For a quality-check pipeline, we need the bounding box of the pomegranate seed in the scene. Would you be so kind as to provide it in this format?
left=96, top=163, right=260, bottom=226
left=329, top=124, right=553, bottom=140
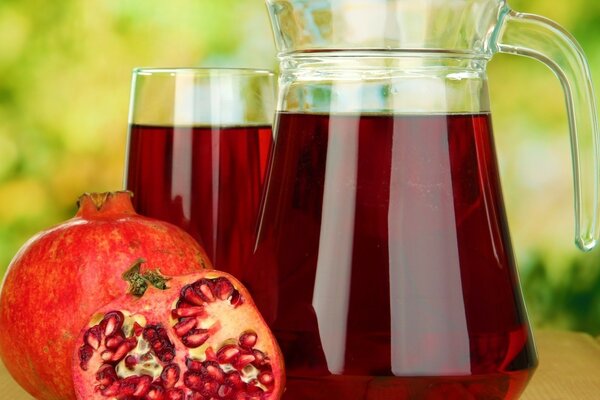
left=217, top=345, right=241, bottom=364
left=183, top=371, right=204, bottom=392
left=95, top=364, right=117, bottom=387
left=175, top=298, right=189, bottom=308
left=143, top=326, right=158, bottom=340
left=225, top=371, right=244, bottom=389
left=146, top=384, right=165, bottom=400
left=258, top=371, right=275, bottom=386
left=252, top=349, right=268, bottom=367
left=109, top=337, right=137, bottom=362
left=199, top=380, right=220, bottom=397
left=187, top=393, right=204, bottom=400
left=133, top=375, right=153, bottom=397
left=173, top=318, right=197, bottom=337
left=124, top=355, right=137, bottom=369
left=78, top=345, right=94, bottom=370
left=119, top=375, right=140, bottom=396
left=202, top=361, right=225, bottom=382
left=237, top=392, right=262, bottom=400
left=181, top=285, right=206, bottom=306
left=165, top=388, right=185, bottom=400
left=101, top=381, right=121, bottom=396
left=152, top=340, right=165, bottom=352
left=143, top=324, right=169, bottom=341
left=105, top=333, right=125, bottom=349
left=182, top=328, right=210, bottom=348
left=159, top=347, right=176, bottom=363
left=235, top=353, right=256, bottom=369
left=84, top=326, right=102, bottom=350
left=192, top=279, right=216, bottom=302
left=160, top=364, right=180, bottom=389
left=133, top=321, right=144, bottom=337
left=171, top=305, right=204, bottom=319
left=239, top=331, right=258, bottom=349
left=100, top=350, right=114, bottom=361
left=229, top=290, right=243, bottom=307
left=217, top=384, right=234, bottom=398
left=101, top=311, right=124, bottom=336
left=247, top=379, right=263, bottom=394
left=186, top=358, right=203, bottom=372
left=212, top=277, right=235, bottom=300
left=204, top=347, right=217, bottom=361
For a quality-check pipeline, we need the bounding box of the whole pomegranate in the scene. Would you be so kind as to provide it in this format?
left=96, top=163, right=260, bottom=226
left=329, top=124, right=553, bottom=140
left=0, top=191, right=212, bottom=400
left=72, top=269, right=285, bottom=400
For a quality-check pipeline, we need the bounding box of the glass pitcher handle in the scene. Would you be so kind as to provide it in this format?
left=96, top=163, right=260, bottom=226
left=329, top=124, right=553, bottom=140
left=495, top=8, right=600, bottom=251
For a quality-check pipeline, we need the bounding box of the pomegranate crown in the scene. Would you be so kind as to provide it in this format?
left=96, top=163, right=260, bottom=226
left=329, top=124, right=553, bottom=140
left=75, top=191, right=137, bottom=219
left=122, top=259, right=170, bottom=297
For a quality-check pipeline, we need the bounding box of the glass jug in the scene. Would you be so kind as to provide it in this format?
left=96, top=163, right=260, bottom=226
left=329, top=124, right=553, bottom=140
left=249, top=1, right=600, bottom=399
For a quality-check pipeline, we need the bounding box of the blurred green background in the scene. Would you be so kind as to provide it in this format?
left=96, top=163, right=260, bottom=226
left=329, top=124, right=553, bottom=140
left=0, top=0, right=599, bottom=334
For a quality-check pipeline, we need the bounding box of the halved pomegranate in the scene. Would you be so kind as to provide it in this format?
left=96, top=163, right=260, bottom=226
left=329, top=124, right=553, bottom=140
left=73, top=269, right=285, bottom=399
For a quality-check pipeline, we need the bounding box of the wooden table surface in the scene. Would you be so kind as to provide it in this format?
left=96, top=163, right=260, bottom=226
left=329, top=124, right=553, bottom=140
left=2, top=330, right=599, bottom=399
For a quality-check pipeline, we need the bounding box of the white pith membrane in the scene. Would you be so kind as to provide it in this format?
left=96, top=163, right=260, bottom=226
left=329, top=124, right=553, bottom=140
left=77, top=275, right=278, bottom=399
left=115, top=320, right=162, bottom=380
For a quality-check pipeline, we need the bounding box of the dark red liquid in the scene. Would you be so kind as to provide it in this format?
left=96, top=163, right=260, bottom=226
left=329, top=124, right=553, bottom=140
left=250, top=112, right=537, bottom=399
left=125, top=124, right=272, bottom=275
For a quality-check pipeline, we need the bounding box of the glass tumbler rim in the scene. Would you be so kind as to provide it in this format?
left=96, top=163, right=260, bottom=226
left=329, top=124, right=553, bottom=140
left=132, top=67, right=275, bottom=77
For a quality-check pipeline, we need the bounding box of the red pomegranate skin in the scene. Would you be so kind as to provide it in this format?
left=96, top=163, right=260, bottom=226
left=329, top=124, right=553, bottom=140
left=0, top=192, right=212, bottom=400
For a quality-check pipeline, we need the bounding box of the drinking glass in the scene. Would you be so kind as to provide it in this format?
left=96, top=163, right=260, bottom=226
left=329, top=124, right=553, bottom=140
left=124, top=68, right=275, bottom=275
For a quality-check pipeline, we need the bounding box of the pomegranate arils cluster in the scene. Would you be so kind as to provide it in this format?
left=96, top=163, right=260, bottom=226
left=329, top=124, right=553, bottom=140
left=143, top=325, right=176, bottom=362
left=75, top=274, right=282, bottom=399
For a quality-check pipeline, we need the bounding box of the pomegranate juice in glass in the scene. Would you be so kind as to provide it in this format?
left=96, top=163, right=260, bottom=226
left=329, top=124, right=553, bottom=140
left=124, top=68, right=275, bottom=276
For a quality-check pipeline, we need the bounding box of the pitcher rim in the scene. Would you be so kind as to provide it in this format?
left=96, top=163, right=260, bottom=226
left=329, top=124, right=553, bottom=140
left=278, top=49, right=493, bottom=60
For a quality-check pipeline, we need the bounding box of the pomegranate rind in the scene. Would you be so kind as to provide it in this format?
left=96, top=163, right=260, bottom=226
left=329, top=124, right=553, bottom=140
left=0, top=192, right=212, bottom=400
left=72, top=270, right=285, bottom=400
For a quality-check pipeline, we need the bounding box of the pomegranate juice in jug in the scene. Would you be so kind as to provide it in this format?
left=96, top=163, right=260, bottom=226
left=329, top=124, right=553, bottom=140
left=251, top=112, right=537, bottom=399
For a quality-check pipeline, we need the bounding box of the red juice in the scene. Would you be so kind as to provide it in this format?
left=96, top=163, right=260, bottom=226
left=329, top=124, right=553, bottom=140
left=125, top=124, right=272, bottom=276
left=250, top=112, right=537, bottom=399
